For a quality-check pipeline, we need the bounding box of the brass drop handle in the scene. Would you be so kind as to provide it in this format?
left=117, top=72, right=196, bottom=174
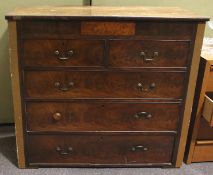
left=54, top=81, right=74, bottom=92
left=56, top=146, right=73, bottom=155
left=54, top=50, right=74, bottom=61
left=140, top=51, right=158, bottom=62
left=131, top=145, right=148, bottom=152
left=134, top=112, right=152, bottom=119
left=137, top=82, right=156, bottom=92
left=52, top=112, right=62, bottom=121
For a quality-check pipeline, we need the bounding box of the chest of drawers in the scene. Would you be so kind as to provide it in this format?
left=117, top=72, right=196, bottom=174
left=185, top=44, right=213, bottom=163
left=6, top=6, right=208, bottom=168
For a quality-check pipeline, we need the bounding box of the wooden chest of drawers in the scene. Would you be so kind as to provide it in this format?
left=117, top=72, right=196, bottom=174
left=185, top=44, right=213, bottom=163
left=6, top=6, right=208, bottom=168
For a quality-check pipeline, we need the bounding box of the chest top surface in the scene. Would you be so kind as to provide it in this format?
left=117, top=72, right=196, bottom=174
left=5, top=6, right=209, bottom=21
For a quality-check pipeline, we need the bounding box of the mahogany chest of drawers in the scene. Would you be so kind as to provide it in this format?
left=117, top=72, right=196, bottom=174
left=6, top=6, right=208, bottom=168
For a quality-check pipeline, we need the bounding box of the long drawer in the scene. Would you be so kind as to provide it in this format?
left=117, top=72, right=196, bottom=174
left=26, top=102, right=181, bottom=132
left=27, top=134, right=174, bottom=166
left=24, top=71, right=186, bottom=99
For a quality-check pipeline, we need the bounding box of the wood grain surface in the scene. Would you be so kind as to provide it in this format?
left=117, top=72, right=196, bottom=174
left=8, top=22, right=26, bottom=168
left=5, top=6, right=209, bottom=21
left=24, top=71, right=186, bottom=99
left=28, top=134, right=174, bottom=165
left=26, top=102, right=181, bottom=132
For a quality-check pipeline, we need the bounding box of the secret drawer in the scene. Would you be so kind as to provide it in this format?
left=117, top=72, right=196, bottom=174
left=27, top=134, right=174, bottom=166
left=22, top=39, right=105, bottom=67
left=26, top=102, right=181, bottom=132
left=20, top=21, right=195, bottom=40
left=109, top=40, right=190, bottom=68
left=24, top=71, right=186, bottom=99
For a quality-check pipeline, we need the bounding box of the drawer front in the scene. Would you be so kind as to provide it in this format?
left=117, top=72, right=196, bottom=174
left=26, top=102, right=181, bottom=132
left=81, top=22, right=135, bottom=36
left=23, top=40, right=105, bottom=67
left=20, top=21, right=195, bottom=40
left=24, top=71, right=186, bottom=99
left=21, top=21, right=80, bottom=36
left=28, top=135, right=174, bottom=165
left=109, top=40, right=190, bottom=68
left=136, top=22, right=195, bottom=39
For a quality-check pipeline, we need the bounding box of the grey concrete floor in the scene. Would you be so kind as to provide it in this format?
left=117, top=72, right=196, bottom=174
left=0, top=126, right=212, bottom=175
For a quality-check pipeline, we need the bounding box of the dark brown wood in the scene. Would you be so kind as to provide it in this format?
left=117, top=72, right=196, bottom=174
left=136, top=22, right=196, bottom=39
left=26, top=102, right=181, bottom=132
left=109, top=40, right=190, bottom=68
left=6, top=6, right=207, bottom=168
left=27, top=134, right=174, bottom=165
left=21, top=21, right=80, bottom=36
left=22, top=39, right=105, bottom=67
left=81, top=22, right=135, bottom=36
left=20, top=21, right=196, bottom=40
left=24, top=71, right=186, bottom=99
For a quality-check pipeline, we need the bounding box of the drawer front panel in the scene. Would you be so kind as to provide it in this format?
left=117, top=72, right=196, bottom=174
left=109, top=40, right=190, bottom=67
left=81, top=22, right=135, bottom=36
left=20, top=21, right=195, bottom=40
left=23, top=40, right=105, bottom=67
left=136, top=22, right=195, bottom=39
left=21, top=21, right=80, bottom=36
left=28, top=135, right=174, bottom=165
left=24, top=71, right=186, bottom=99
left=26, top=102, right=181, bottom=132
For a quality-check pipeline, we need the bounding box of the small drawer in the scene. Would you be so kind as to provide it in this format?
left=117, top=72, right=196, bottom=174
left=21, top=21, right=80, bottom=37
left=136, top=22, right=196, bottom=39
left=24, top=71, right=186, bottom=99
left=81, top=21, right=135, bottom=36
left=27, top=134, right=174, bottom=166
left=22, top=39, right=105, bottom=67
left=26, top=102, right=181, bottom=132
left=202, top=93, right=213, bottom=127
left=109, top=40, right=190, bottom=68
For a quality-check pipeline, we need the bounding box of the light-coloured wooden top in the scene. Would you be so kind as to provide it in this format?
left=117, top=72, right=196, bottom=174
left=5, top=6, right=209, bottom=21
left=202, top=52, right=213, bottom=65
left=201, top=38, right=213, bottom=65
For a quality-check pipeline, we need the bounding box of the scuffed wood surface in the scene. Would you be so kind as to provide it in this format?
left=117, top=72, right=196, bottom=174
left=6, top=6, right=209, bottom=21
